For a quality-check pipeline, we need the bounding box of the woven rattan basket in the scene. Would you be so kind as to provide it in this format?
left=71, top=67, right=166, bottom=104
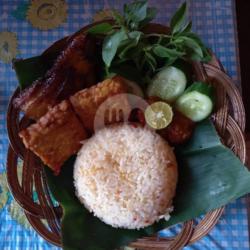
left=6, top=23, right=246, bottom=249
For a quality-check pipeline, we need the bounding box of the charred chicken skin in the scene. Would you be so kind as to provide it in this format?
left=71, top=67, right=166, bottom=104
left=14, top=34, right=98, bottom=120
left=158, top=110, right=195, bottom=145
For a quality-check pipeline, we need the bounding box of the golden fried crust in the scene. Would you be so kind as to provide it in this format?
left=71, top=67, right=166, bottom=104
left=19, top=100, right=87, bottom=174
left=70, top=76, right=130, bottom=132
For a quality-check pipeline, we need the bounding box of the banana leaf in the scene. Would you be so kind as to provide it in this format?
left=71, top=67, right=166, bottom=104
left=13, top=55, right=250, bottom=250
left=13, top=56, right=51, bottom=89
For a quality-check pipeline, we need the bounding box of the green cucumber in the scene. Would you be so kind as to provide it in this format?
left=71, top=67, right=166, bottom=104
left=147, top=66, right=187, bottom=102
left=175, top=82, right=214, bottom=122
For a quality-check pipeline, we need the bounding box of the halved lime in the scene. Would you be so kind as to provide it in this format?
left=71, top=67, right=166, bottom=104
left=145, top=102, right=173, bottom=129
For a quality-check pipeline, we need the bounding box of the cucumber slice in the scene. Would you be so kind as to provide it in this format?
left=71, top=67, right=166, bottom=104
left=147, top=66, right=187, bottom=102
left=175, top=91, right=213, bottom=122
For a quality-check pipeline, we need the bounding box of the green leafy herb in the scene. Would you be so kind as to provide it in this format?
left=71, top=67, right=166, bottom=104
left=139, top=7, right=157, bottom=27
left=124, top=0, right=148, bottom=29
left=144, top=51, right=157, bottom=71
left=88, top=23, right=113, bottom=35
left=153, top=45, right=185, bottom=58
left=117, top=31, right=142, bottom=59
left=181, top=21, right=192, bottom=33
left=180, top=36, right=204, bottom=60
left=112, top=11, right=125, bottom=27
left=14, top=0, right=211, bottom=90
left=102, top=30, right=127, bottom=67
left=87, top=1, right=211, bottom=85
left=185, top=32, right=212, bottom=61
left=123, top=1, right=157, bottom=30
left=170, top=2, right=187, bottom=34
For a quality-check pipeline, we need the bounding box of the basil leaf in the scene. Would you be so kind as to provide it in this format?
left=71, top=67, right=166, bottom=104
left=184, top=32, right=208, bottom=52
left=181, top=21, right=192, bottom=33
left=124, top=0, right=148, bottom=29
left=118, top=31, right=142, bottom=59
left=183, top=32, right=211, bottom=62
left=112, top=10, right=125, bottom=27
left=145, top=52, right=157, bottom=71
left=102, top=30, right=127, bottom=67
left=170, top=2, right=187, bottom=34
left=153, top=45, right=185, bottom=58
left=87, top=23, right=113, bottom=35
left=129, top=31, right=143, bottom=39
left=139, top=7, right=157, bottom=28
left=185, top=32, right=205, bottom=46
left=165, top=57, right=180, bottom=67
left=118, top=41, right=138, bottom=59
left=201, top=49, right=212, bottom=62
left=178, top=36, right=204, bottom=60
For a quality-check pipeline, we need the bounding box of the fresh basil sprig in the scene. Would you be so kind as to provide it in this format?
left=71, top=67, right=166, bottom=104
left=170, top=2, right=188, bottom=34
left=87, top=23, right=113, bottom=34
left=123, top=0, right=157, bottom=30
left=88, top=1, right=211, bottom=85
left=102, top=30, right=127, bottom=67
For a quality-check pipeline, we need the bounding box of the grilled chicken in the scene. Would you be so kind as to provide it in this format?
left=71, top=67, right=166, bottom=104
left=14, top=34, right=98, bottom=120
left=158, top=111, right=195, bottom=145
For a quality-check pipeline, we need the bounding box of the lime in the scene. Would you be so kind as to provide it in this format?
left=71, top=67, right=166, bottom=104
left=145, top=102, right=173, bottom=129
left=147, top=66, right=187, bottom=102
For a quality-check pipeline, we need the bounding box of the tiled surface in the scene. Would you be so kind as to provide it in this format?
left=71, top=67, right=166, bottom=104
left=0, top=0, right=248, bottom=249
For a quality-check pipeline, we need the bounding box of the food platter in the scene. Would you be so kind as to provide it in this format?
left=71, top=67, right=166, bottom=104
left=6, top=19, right=246, bottom=249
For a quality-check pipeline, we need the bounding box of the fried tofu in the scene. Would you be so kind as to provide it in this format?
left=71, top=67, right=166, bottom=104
left=70, top=76, right=131, bottom=132
left=19, top=100, right=87, bottom=174
left=14, top=34, right=99, bottom=120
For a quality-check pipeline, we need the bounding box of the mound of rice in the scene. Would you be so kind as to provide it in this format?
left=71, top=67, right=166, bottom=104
left=74, top=124, right=178, bottom=229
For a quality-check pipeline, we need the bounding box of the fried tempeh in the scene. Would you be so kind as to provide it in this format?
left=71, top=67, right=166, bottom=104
left=19, top=100, right=87, bottom=174
left=14, top=34, right=98, bottom=120
left=70, top=76, right=131, bottom=132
